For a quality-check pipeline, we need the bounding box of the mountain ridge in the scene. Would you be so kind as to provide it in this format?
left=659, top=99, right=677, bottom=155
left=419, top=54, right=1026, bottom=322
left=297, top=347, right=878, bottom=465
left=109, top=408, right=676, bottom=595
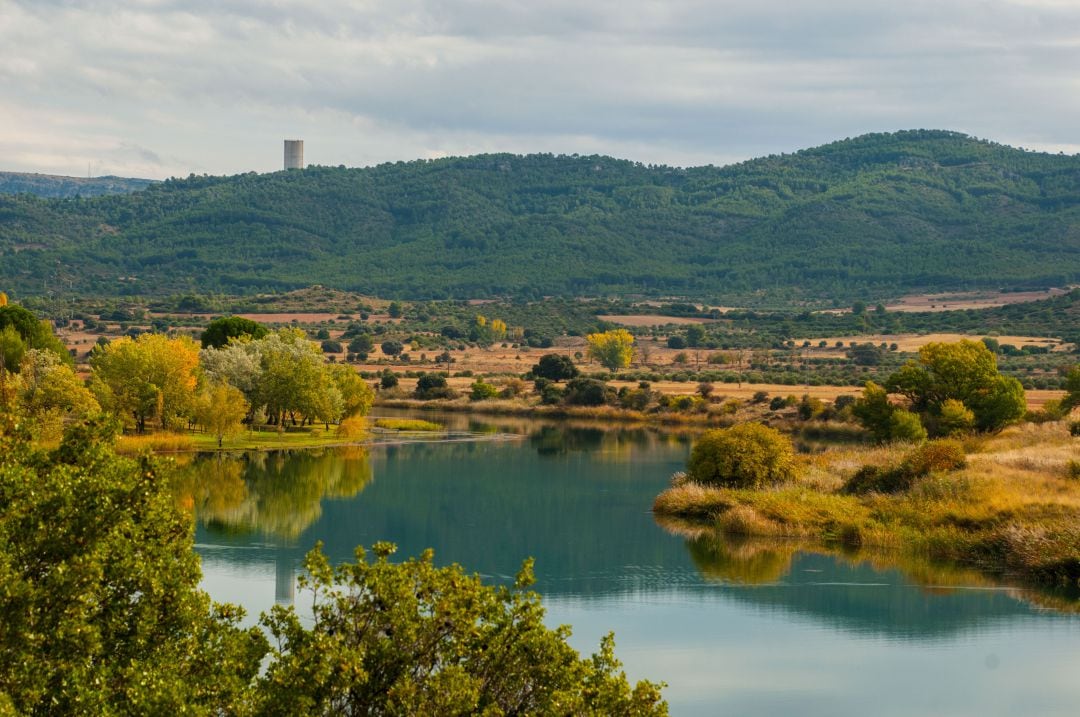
left=2, top=129, right=1078, bottom=302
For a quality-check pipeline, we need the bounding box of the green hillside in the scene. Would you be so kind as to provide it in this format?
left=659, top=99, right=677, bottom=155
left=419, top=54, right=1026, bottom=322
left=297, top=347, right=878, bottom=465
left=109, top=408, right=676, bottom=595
left=2, top=130, right=1079, bottom=301
left=0, top=172, right=155, bottom=199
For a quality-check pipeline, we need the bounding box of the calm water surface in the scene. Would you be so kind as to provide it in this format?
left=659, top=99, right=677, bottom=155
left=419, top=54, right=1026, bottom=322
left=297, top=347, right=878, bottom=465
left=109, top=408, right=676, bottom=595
left=186, top=412, right=1080, bottom=716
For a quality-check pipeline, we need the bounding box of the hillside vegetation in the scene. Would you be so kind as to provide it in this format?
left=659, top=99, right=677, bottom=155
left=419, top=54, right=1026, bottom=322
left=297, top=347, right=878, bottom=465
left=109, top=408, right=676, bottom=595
left=2, top=130, right=1079, bottom=300
left=0, top=172, right=155, bottom=199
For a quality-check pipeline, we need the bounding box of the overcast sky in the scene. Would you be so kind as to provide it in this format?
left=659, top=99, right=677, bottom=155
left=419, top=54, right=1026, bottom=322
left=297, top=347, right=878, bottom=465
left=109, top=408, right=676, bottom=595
left=2, top=0, right=1079, bottom=178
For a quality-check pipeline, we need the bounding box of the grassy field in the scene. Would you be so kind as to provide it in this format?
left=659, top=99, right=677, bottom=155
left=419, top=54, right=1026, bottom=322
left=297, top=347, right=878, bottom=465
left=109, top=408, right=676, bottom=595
left=654, top=422, right=1080, bottom=587
left=115, top=428, right=361, bottom=454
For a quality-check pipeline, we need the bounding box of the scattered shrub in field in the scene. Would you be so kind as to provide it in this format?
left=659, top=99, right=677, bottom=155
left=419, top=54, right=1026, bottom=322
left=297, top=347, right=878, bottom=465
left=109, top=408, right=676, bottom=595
left=900, top=439, right=966, bottom=476
left=469, top=380, right=499, bottom=401
left=843, top=439, right=966, bottom=495
left=540, top=384, right=564, bottom=405
left=768, top=396, right=787, bottom=411
left=1066, top=460, right=1080, bottom=480
left=415, top=373, right=457, bottom=400
left=686, top=423, right=796, bottom=489
left=841, top=465, right=913, bottom=495
left=563, top=378, right=611, bottom=406
left=498, top=377, right=527, bottom=398
left=379, top=370, right=399, bottom=390
left=751, top=391, right=770, bottom=404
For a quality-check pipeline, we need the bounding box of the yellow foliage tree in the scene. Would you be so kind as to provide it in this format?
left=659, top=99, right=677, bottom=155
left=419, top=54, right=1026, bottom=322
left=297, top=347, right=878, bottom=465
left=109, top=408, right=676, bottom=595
left=586, top=329, right=635, bottom=371
left=195, top=382, right=249, bottom=448
left=90, top=333, right=201, bottom=433
left=0, top=292, right=7, bottom=307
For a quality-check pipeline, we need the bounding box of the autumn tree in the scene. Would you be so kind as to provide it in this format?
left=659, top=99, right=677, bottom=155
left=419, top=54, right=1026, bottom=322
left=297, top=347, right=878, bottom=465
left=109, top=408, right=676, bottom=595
left=586, top=329, right=635, bottom=371
left=90, top=333, right=201, bottom=433
left=195, top=382, right=249, bottom=447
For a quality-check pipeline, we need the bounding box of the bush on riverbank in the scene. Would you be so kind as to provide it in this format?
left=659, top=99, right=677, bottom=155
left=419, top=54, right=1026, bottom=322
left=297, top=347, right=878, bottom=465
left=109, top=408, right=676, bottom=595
left=686, top=424, right=796, bottom=489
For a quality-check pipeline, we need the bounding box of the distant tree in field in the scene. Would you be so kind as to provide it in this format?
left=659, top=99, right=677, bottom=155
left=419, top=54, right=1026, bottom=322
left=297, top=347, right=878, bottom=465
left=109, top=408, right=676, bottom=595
left=886, top=340, right=1026, bottom=432
left=1062, top=365, right=1080, bottom=410
left=666, top=335, right=686, bottom=350
left=848, top=342, right=883, bottom=365
left=387, top=301, right=403, bottom=319
left=532, top=354, right=579, bottom=381
left=380, top=369, right=399, bottom=390
left=348, top=334, right=374, bottom=354
left=200, top=316, right=268, bottom=349
left=586, top=329, right=634, bottom=371
left=470, top=380, right=499, bottom=401
left=381, top=340, right=404, bottom=357
left=195, top=382, right=249, bottom=447
left=0, top=302, right=71, bottom=366
left=685, top=325, right=705, bottom=348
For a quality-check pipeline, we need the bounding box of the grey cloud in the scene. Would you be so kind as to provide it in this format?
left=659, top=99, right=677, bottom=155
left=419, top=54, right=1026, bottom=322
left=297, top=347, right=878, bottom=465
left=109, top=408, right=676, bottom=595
left=2, top=0, right=1079, bottom=177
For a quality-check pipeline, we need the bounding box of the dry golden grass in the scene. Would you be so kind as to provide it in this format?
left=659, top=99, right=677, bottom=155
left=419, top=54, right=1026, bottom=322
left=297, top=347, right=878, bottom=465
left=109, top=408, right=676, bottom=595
left=655, top=423, right=1080, bottom=585
left=115, top=432, right=195, bottom=454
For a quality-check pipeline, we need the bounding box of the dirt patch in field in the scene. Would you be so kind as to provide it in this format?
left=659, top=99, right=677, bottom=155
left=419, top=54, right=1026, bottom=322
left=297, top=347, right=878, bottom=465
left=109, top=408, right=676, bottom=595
left=883, top=288, right=1070, bottom=313
left=603, top=315, right=716, bottom=327
left=795, top=333, right=1069, bottom=352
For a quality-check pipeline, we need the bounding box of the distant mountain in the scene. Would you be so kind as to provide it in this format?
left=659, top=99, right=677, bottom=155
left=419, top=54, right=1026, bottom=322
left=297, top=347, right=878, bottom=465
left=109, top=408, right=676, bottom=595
left=0, top=172, right=155, bottom=199
left=1, top=130, right=1078, bottom=301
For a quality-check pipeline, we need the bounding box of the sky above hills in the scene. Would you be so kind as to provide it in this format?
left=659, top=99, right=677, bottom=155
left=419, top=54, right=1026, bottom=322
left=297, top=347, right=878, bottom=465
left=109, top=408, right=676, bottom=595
left=2, top=0, right=1078, bottom=179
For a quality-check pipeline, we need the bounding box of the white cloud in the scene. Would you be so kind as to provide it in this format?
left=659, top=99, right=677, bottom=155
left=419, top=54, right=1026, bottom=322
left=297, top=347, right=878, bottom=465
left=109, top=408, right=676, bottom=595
left=1, top=0, right=1078, bottom=177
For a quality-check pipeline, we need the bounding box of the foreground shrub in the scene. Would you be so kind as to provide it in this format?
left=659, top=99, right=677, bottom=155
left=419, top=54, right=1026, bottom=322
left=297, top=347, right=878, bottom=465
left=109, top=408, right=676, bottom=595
left=1, top=416, right=664, bottom=714
left=686, top=423, right=796, bottom=489
left=258, top=544, right=667, bottom=715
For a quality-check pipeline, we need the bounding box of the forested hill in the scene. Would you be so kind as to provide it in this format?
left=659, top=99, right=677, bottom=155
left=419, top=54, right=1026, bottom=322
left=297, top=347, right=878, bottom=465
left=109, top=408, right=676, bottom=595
left=2, top=130, right=1079, bottom=301
left=0, top=172, right=155, bottom=199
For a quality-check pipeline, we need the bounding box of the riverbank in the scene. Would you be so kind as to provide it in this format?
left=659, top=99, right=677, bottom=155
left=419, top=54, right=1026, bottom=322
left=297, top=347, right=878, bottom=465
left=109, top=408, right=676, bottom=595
left=375, top=396, right=734, bottom=426
left=653, top=422, right=1080, bottom=586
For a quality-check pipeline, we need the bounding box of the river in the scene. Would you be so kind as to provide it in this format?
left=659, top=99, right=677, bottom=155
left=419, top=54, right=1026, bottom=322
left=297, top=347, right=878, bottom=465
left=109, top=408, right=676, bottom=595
left=184, top=411, right=1080, bottom=716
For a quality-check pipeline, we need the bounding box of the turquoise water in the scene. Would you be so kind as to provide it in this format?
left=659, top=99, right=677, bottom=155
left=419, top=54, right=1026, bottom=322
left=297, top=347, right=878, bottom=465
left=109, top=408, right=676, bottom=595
left=190, top=413, right=1080, bottom=716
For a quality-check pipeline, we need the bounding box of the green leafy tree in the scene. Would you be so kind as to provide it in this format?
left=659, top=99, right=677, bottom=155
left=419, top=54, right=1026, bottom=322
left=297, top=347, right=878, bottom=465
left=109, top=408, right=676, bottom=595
left=851, top=381, right=896, bottom=443
left=0, top=303, right=71, bottom=367
left=200, top=316, right=269, bottom=349
left=532, top=353, right=579, bottom=381
left=586, top=329, right=635, bottom=371
left=888, top=409, right=928, bottom=443
left=934, top=398, right=976, bottom=436
left=256, top=543, right=667, bottom=716
left=686, top=423, right=796, bottom=488
left=886, top=340, right=1026, bottom=432
left=329, top=364, right=375, bottom=418
left=0, top=418, right=268, bottom=713
left=195, top=382, right=249, bottom=447
left=1061, top=364, right=1080, bottom=411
